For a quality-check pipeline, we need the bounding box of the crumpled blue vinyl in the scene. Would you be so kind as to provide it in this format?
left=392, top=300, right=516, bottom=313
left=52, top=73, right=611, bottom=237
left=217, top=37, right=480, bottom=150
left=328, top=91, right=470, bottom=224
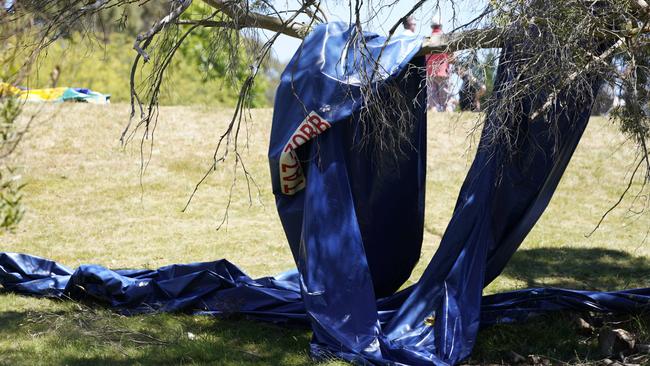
left=2, top=251, right=650, bottom=364
left=2, top=22, right=650, bottom=365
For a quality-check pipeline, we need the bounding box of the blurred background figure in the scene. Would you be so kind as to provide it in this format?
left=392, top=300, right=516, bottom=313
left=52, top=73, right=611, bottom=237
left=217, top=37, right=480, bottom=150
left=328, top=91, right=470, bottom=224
left=458, top=66, right=487, bottom=112
left=426, top=21, right=451, bottom=112
left=402, top=16, right=417, bottom=36
left=611, top=64, right=630, bottom=111
left=50, top=65, right=61, bottom=88
left=446, top=96, right=459, bottom=112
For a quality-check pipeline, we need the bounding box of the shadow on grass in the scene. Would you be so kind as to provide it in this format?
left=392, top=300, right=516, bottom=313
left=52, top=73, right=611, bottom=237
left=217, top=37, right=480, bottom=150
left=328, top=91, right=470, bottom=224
left=0, top=304, right=317, bottom=366
left=501, top=247, right=650, bottom=291
left=470, top=247, right=650, bottom=363
left=472, top=311, right=650, bottom=363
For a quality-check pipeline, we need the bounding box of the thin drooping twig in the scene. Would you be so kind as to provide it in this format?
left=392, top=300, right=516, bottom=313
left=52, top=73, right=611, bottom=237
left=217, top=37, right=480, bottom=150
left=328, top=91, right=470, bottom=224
left=371, top=0, right=428, bottom=81
left=586, top=155, right=646, bottom=237
left=122, top=0, right=195, bottom=145
left=180, top=1, right=318, bottom=219
left=530, top=38, right=625, bottom=121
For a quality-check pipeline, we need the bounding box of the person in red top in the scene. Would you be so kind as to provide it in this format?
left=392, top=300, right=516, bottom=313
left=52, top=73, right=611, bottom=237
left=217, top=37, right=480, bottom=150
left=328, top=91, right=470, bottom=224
left=426, top=21, right=451, bottom=112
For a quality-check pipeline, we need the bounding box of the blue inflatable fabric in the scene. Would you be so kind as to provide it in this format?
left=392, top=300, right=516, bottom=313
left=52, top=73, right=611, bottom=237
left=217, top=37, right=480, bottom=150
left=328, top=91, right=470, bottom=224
left=268, top=22, right=427, bottom=301
left=266, top=22, right=648, bottom=364
left=2, top=22, right=650, bottom=365
left=2, top=252, right=650, bottom=361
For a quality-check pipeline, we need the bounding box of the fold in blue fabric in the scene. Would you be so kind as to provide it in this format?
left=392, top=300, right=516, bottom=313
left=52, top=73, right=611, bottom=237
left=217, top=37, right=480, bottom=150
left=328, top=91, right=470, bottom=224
left=1, top=22, right=650, bottom=365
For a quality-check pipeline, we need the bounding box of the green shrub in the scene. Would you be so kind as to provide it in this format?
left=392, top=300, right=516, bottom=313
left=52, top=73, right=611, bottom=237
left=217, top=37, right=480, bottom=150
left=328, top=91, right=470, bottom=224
left=0, top=98, right=25, bottom=232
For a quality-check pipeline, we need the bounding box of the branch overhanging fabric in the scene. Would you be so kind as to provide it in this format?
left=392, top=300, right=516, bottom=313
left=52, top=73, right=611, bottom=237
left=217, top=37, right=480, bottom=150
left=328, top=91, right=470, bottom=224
left=1, top=22, right=649, bottom=366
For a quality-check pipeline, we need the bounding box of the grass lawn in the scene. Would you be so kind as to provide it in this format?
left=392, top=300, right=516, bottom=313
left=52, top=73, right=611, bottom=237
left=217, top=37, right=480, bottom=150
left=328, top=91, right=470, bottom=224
left=1, top=104, right=649, bottom=365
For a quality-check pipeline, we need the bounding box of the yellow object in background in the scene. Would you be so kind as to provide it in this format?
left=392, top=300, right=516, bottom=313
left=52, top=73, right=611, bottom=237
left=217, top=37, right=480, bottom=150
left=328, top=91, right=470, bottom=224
left=0, top=82, right=110, bottom=104
left=0, top=82, right=22, bottom=97
left=19, top=87, right=68, bottom=102
left=1, top=82, right=66, bottom=101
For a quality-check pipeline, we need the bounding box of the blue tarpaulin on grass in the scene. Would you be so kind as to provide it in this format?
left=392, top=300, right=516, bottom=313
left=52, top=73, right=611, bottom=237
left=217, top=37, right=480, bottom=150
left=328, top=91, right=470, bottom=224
left=2, top=22, right=650, bottom=365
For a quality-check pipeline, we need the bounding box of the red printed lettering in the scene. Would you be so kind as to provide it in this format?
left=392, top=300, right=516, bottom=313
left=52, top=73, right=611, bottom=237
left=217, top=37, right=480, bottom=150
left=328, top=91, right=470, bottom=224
left=283, top=179, right=305, bottom=194
left=281, top=161, right=300, bottom=173
left=308, top=115, right=331, bottom=132
left=299, top=124, right=318, bottom=139
left=291, top=134, right=309, bottom=147
left=278, top=111, right=331, bottom=195
left=281, top=170, right=302, bottom=181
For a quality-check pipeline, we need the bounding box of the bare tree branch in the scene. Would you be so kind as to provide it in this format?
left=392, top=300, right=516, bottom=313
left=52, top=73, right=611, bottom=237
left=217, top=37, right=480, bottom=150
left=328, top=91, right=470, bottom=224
left=530, top=37, right=625, bottom=121
left=200, top=0, right=501, bottom=54
left=201, top=0, right=312, bottom=38
left=134, top=0, right=193, bottom=62
left=420, top=27, right=502, bottom=54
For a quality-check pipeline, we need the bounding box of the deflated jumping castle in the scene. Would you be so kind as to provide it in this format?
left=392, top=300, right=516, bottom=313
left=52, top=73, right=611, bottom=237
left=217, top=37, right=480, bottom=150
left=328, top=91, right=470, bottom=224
left=2, top=22, right=650, bottom=365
